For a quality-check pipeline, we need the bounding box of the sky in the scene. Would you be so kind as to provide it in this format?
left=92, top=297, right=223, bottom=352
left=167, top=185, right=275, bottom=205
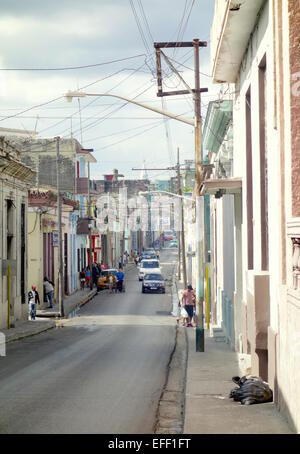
left=0, top=0, right=219, bottom=181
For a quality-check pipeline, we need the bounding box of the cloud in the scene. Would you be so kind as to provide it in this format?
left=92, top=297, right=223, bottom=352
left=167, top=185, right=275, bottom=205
left=0, top=0, right=216, bottom=179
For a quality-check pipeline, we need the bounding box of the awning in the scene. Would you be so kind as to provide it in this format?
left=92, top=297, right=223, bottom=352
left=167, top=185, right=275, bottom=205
left=200, top=177, right=242, bottom=197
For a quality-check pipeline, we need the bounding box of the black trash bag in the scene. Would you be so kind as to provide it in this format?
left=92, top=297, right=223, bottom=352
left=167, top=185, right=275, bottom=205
left=229, top=375, right=273, bottom=405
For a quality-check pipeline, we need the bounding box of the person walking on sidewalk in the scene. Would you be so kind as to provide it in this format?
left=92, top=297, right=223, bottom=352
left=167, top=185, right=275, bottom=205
left=85, top=266, right=91, bottom=288
left=92, top=263, right=100, bottom=289
left=181, top=284, right=196, bottom=327
left=44, top=277, right=54, bottom=309
left=28, top=285, right=40, bottom=320
left=79, top=269, right=85, bottom=290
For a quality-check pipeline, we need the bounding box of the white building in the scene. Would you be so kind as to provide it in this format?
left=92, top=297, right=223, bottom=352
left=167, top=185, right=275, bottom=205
left=210, top=0, right=300, bottom=432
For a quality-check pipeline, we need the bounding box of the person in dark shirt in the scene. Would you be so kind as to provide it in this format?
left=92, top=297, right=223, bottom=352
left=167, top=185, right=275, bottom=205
left=116, top=268, right=125, bottom=293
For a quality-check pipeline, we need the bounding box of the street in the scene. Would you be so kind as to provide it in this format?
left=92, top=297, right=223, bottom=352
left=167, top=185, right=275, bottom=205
left=0, top=250, right=178, bottom=434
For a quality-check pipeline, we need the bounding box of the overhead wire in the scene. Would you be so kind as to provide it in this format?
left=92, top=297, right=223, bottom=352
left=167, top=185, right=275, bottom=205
left=95, top=108, right=192, bottom=152
left=67, top=80, right=156, bottom=138
left=37, top=62, right=150, bottom=138
left=0, top=54, right=147, bottom=71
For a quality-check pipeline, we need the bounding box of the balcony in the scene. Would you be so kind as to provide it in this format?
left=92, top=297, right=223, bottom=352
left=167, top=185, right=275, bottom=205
left=211, top=0, right=265, bottom=83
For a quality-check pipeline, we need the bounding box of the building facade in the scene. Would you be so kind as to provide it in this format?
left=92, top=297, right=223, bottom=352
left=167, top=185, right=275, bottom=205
left=0, top=137, right=34, bottom=329
left=210, top=0, right=300, bottom=432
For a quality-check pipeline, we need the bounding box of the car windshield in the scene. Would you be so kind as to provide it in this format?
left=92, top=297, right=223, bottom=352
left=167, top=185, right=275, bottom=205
left=144, top=274, right=163, bottom=281
left=142, top=261, right=159, bottom=268
left=101, top=270, right=116, bottom=276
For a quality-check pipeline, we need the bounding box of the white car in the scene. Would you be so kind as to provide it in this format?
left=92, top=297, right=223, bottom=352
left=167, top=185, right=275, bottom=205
left=138, top=259, right=161, bottom=281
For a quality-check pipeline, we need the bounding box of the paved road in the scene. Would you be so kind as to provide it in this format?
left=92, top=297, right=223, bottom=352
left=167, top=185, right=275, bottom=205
left=0, top=249, right=177, bottom=434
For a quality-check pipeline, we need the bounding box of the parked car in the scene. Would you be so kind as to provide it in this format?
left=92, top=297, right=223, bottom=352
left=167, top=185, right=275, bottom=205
left=163, top=230, right=175, bottom=241
left=142, top=273, right=165, bottom=293
left=169, top=240, right=178, bottom=248
left=138, top=259, right=160, bottom=281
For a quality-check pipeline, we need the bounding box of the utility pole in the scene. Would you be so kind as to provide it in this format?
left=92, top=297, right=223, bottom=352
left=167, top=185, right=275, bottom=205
left=132, top=163, right=188, bottom=286
left=55, top=136, right=64, bottom=317
left=176, top=148, right=187, bottom=289
left=194, top=38, right=205, bottom=352
left=88, top=160, right=93, bottom=290
left=154, top=38, right=207, bottom=352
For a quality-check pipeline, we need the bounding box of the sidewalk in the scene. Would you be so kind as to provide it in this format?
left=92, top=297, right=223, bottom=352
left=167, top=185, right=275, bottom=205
left=36, top=287, right=97, bottom=318
left=184, top=329, right=294, bottom=434
left=2, top=319, right=56, bottom=345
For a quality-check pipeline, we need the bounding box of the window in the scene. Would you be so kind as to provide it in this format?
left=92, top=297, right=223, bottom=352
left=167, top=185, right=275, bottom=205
left=6, top=200, right=14, bottom=260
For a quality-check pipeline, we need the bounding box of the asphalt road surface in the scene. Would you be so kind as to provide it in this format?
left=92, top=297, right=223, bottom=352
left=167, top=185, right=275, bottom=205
left=0, top=249, right=178, bottom=434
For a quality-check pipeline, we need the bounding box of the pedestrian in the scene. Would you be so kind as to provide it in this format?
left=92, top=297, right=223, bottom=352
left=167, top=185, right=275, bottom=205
left=43, top=276, right=54, bottom=309
left=134, top=251, right=139, bottom=266
left=123, top=251, right=127, bottom=267
left=108, top=273, right=114, bottom=294
left=181, top=284, right=196, bottom=327
left=92, top=263, right=99, bottom=289
left=101, top=260, right=108, bottom=270
left=85, top=266, right=91, bottom=288
left=116, top=267, right=125, bottom=293
left=28, top=285, right=40, bottom=320
left=79, top=268, right=85, bottom=290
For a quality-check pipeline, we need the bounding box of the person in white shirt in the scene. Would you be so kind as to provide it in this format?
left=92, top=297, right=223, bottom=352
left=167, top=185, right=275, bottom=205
left=28, top=285, right=40, bottom=320
left=108, top=273, right=114, bottom=293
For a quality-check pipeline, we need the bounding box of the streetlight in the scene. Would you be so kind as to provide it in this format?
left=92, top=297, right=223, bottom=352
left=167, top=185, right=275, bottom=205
left=139, top=190, right=192, bottom=201
left=64, top=91, right=194, bottom=127
left=65, top=89, right=205, bottom=351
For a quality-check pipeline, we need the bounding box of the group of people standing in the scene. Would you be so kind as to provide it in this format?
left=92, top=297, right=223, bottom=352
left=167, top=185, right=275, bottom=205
left=108, top=268, right=125, bottom=294
left=119, top=251, right=129, bottom=269
left=27, top=276, right=54, bottom=320
left=79, top=261, right=108, bottom=290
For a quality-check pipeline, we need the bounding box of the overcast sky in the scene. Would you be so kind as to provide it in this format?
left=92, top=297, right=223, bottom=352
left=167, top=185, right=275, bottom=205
left=0, top=0, right=218, bottom=181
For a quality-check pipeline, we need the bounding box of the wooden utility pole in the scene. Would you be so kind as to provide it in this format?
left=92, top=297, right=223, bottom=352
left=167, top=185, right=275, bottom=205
left=132, top=163, right=187, bottom=283
left=154, top=38, right=207, bottom=351
left=177, top=148, right=187, bottom=289
left=55, top=136, right=64, bottom=317
left=88, top=160, right=93, bottom=290
left=193, top=38, right=205, bottom=352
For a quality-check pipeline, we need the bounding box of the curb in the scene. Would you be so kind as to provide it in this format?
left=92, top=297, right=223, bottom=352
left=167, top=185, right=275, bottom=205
left=154, top=325, right=188, bottom=434
left=5, top=321, right=56, bottom=345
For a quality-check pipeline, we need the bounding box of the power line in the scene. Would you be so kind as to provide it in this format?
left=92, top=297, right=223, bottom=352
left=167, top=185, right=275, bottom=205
left=38, top=62, right=149, bottom=136
left=0, top=54, right=146, bottom=71
left=93, top=108, right=192, bottom=152
left=67, top=81, right=156, bottom=138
